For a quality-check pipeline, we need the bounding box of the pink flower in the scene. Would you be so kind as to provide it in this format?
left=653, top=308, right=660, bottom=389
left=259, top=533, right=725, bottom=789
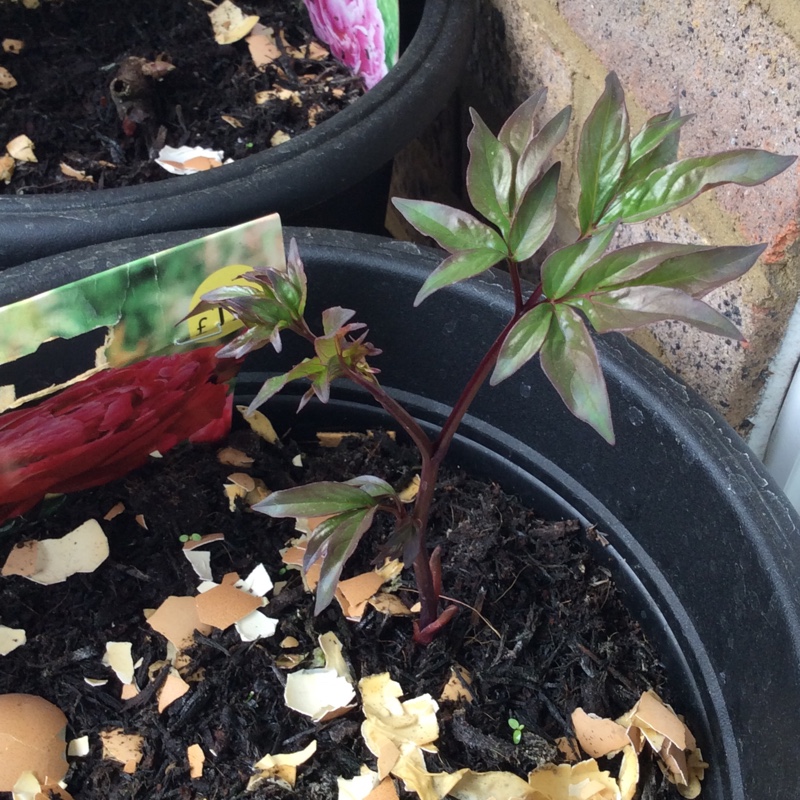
left=0, top=347, right=236, bottom=523
left=305, top=0, right=387, bottom=89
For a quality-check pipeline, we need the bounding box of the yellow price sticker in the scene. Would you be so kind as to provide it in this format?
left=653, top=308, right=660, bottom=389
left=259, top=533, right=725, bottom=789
left=184, top=264, right=260, bottom=342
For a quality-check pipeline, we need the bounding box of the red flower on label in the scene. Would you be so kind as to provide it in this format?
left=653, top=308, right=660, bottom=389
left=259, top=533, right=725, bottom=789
left=0, top=346, right=236, bottom=524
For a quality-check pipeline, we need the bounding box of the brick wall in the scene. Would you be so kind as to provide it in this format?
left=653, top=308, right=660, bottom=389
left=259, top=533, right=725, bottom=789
left=389, top=0, right=800, bottom=442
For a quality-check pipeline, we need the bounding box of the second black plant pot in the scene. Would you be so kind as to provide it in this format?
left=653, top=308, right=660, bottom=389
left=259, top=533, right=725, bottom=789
left=0, top=0, right=475, bottom=269
left=4, top=227, right=800, bottom=799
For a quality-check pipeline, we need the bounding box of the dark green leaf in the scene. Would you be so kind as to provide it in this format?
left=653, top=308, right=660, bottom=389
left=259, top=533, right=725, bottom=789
left=509, top=163, right=560, bottom=261
left=570, top=242, right=708, bottom=295
left=541, top=223, right=618, bottom=300
left=391, top=199, right=507, bottom=254
left=615, top=244, right=766, bottom=297
left=467, top=109, right=514, bottom=235
left=414, top=248, right=507, bottom=306
left=540, top=305, right=614, bottom=444
left=600, top=149, right=797, bottom=226
left=568, top=286, right=743, bottom=339
left=498, top=88, right=547, bottom=158
left=304, top=508, right=377, bottom=614
left=515, top=105, right=572, bottom=201
left=254, top=481, right=379, bottom=519
left=629, top=111, right=693, bottom=166
left=491, top=303, right=554, bottom=385
left=577, top=73, right=630, bottom=235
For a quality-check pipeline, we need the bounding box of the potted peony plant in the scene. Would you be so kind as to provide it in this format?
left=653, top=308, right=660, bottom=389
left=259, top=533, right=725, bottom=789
left=0, top=75, right=799, bottom=800
left=0, top=0, right=474, bottom=269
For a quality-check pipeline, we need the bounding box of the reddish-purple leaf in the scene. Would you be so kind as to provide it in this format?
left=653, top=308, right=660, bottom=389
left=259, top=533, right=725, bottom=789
left=541, top=223, right=618, bottom=300
left=600, top=149, right=797, bottom=226
left=515, top=105, right=571, bottom=202
left=509, top=162, right=560, bottom=261
left=414, top=247, right=507, bottom=306
left=467, top=109, right=514, bottom=235
left=321, top=306, right=357, bottom=335
left=539, top=305, right=614, bottom=444
left=247, top=359, right=324, bottom=413
left=391, top=198, right=507, bottom=254
left=577, top=73, right=630, bottom=235
left=498, top=87, right=547, bottom=158
left=491, top=303, right=554, bottom=385
left=568, top=285, right=744, bottom=339
left=254, top=480, right=380, bottom=519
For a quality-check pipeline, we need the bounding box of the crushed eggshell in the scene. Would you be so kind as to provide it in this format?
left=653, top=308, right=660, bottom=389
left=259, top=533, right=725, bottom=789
left=120, top=684, right=140, bottom=701
left=209, top=0, right=259, bottom=45
left=336, top=571, right=385, bottom=620
left=195, top=582, right=262, bottom=629
left=3, top=39, right=24, bottom=54
left=398, top=475, right=421, bottom=503
left=12, top=771, right=73, bottom=800
left=276, top=653, right=306, bottom=669
left=157, top=669, right=191, bottom=713
left=527, top=759, right=619, bottom=800
left=156, top=145, right=228, bottom=175
left=281, top=636, right=300, bottom=648
left=248, top=740, right=317, bottom=792
left=238, top=406, right=280, bottom=443
left=337, top=765, right=381, bottom=800
left=319, top=632, right=353, bottom=684
left=555, top=736, right=582, bottom=763
left=360, top=674, right=439, bottom=780
left=103, top=642, right=135, bottom=685
left=571, top=707, right=630, bottom=758
left=100, top=729, right=143, bottom=775
left=59, top=162, right=94, bottom=183
left=270, top=130, right=291, bottom=147
left=0, top=66, right=17, bottom=89
left=235, top=609, right=279, bottom=642
left=627, top=689, right=687, bottom=752
left=188, top=743, right=205, bottom=779
left=0, top=154, right=15, bottom=184
left=183, top=549, right=214, bottom=582
left=369, top=593, right=413, bottom=617
left=0, top=625, right=26, bottom=656
left=7, top=134, right=36, bottom=162
left=236, top=564, right=274, bottom=597
left=83, top=678, right=108, bottom=688
left=2, top=520, right=108, bottom=585
left=103, top=502, right=125, bottom=521
left=147, top=595, right=212, bottom=650
left=217, top=446, right=255, bottom=467
left=67, top=736, right=90, bottom=758
left=134, top=514, right=148, bottom=529
left=246, top=24, right=281, bottom=69
left=439, top=666, right=473, bottom=704
left=284, top=668, right=356, bottom=722
left=0, top=694, right=68, bottom=791
left=617, top=745, right=639, bottom=800
left=254, top=86, right=302, bottom=106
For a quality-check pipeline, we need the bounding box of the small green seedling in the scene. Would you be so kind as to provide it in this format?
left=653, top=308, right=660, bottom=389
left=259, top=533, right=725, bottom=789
left=200, top=73, right=794, bottom=645
left=508, top=717, right=525, bottom=745
left=178, top=533, right=203, bottom=543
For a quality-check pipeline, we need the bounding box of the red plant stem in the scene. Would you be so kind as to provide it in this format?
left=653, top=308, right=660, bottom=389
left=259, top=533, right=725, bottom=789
left=508, top=258, right=524, bottom=315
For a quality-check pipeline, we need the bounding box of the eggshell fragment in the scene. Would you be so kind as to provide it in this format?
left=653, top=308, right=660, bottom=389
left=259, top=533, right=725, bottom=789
left=195, top=583, right=262, bottom=629
left=103, top=502, right=125, bottom=521
left=12, top=771, right=73, bottom=800
left=7, top=134, right=36, bottom=162
left=571, top=707, right=630, bottom=758
left=155, top=145, right=227, bottom=175
left=102, top=642, right=135, bottom=685
left=247, top=740, right=317, bottom=791
left=237, top=406, right=279, bottom=443
left=217, top=447, right=254, bottom=467
left=209, top=0, right=259, bottom=45
left=183, top=549, right=213, bottom=582
left=246, top=24, right=281, bottom=70
left=527, top=759, right=619, bottom=800
left=235, top=563, right=273, bottom=597
left=617, top=745, right=639, bottom=800
left=284, top=669, right=356, bottom=722
left=369, top=594, right=413, bottom=617
left=147, top=596, right=212, bottom=650
left=157, top=669, right=190, bottom=713
left=1, top=520, right=108, bottom=585
left=0, top=67, right=18, bottom=89
left=0, top=694, right=68, bottom=791
left=188, top=743, right=205, bottom=779
left=235, top=610, right=279, bottom=642
left=100, top=729, right=143, bottom=774
left=67, top=736, right=89, bottom=757
left=337, top=764, right=380, bottom=800
left=439, top=666, right=473, bottom=704
left=0, top=625, right=26, bottom=656
left=398, top=475, right=420, bottom=503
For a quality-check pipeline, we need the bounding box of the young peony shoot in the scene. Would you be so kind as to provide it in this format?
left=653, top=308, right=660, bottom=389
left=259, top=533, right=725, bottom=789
left=200, top=73, right=795, bottom=644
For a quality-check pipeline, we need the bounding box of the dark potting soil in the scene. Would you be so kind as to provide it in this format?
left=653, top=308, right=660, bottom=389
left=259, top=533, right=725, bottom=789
left=0, top=0, right=364, bottom=193
left=0, top=425, right=680, bottom=799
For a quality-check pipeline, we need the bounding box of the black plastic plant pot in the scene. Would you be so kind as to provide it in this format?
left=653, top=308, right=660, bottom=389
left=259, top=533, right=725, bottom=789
left=0, top=0, right=475, bottom=270
left=4, top=228, right=800, bottom=800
